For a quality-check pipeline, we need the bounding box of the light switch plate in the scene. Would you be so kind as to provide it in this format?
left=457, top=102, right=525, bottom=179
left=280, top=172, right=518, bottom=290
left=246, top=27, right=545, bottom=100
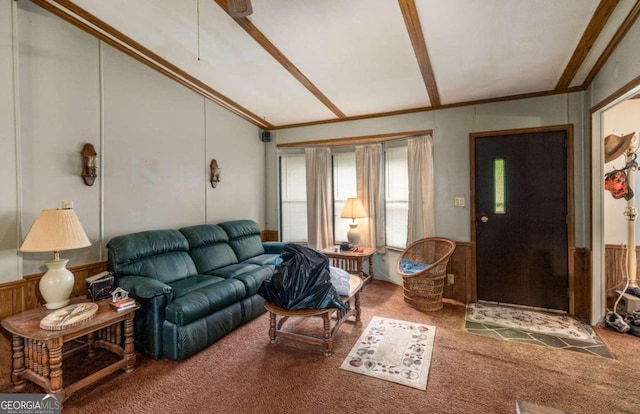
left=62, top=200, right=73, bottom=209
left=454, top=197, right=465, bottom=207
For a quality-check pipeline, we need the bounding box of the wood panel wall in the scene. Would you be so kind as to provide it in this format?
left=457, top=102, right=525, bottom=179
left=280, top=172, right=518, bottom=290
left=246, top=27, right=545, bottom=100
left=0, top=261, right=108, bottom=320
left=604, top=244, right=639, bottom=301
left=443, top=242, right=472, bottom=304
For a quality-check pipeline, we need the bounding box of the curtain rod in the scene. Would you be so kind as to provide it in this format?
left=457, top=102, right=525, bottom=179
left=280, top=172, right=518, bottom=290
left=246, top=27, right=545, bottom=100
left=276, top=129, right=433, bottom=148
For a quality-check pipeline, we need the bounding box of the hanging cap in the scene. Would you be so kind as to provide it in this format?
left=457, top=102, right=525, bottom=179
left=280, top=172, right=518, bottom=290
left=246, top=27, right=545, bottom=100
left=604, top=133, right=635, bottom=163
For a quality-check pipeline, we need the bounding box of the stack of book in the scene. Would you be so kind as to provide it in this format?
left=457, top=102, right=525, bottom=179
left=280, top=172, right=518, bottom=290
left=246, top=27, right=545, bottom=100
left=110, top=297, right=136, bottom=312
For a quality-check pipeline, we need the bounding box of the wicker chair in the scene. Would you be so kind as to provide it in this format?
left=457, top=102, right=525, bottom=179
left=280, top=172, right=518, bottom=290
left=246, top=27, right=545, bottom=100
left=397, top=238, right=456, bottom=311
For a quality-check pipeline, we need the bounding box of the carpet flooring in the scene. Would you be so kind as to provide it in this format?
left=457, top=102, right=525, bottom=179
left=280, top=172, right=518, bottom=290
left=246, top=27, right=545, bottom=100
left=1, top=280, right=640, bottom=414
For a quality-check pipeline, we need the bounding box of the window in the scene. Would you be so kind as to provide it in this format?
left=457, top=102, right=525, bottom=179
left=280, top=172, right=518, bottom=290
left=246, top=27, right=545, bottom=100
left=279, top=143, right=411, bottom=248
left=385, top=146, right=409, bottom=248
left=333, top=152, right=357, bottom=242
left=494, top=158, right=506, bottom=214
left=280, top=154, right=307, bottom=243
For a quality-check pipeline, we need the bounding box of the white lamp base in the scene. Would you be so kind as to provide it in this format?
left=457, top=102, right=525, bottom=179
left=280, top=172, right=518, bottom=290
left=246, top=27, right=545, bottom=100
left=347, top=222, right=360, bottom=246
left=40, top=257, right=74, bottom=310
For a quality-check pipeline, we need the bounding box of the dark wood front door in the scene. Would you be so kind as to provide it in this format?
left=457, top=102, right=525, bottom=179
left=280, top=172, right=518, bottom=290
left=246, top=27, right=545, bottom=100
left=472, top=128, right=569, bottom=311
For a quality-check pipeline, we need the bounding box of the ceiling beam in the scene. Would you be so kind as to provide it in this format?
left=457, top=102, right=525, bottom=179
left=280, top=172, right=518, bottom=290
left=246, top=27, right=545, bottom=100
left=555, top=0, right=619, bottom=90
left=398, top=0, right=440, bottom=107
left=582, top=0, right=640, bottom=88
left=213, top=0, right=346, bottom=120
left=36, top=0, right=274, bottom=129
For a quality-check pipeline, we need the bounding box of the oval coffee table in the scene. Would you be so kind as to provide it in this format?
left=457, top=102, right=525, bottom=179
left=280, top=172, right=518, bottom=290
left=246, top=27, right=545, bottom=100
left=264, top=274, right=363, bottom=356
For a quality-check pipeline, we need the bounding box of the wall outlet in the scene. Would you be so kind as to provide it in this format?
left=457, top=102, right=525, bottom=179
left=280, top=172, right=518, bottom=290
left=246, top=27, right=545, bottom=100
left=447, top=273, right=455, bottom=285
left=62, top=200, right=73, bottom=209
left=454, top=197, right=465, bottom=207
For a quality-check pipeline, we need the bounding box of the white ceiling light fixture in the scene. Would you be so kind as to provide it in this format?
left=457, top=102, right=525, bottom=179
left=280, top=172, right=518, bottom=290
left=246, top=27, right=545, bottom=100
left=227, top=0, right=252, bottom=18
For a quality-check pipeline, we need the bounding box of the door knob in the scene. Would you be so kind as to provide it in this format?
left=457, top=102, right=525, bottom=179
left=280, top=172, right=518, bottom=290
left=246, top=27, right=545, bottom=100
left=480, top=216, right=489, bottom=223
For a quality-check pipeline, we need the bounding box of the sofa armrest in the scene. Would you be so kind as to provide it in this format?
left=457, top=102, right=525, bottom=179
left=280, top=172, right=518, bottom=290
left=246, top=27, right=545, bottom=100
left=118, top=276, right=173, bottom=301
left=262, top=242, right=285, bottom=254
left=117, top=275, right=172, bottom=359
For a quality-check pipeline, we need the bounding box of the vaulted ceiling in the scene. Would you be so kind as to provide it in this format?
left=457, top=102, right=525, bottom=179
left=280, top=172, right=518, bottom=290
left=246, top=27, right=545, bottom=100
left=33, top=0, right=640, bottom=129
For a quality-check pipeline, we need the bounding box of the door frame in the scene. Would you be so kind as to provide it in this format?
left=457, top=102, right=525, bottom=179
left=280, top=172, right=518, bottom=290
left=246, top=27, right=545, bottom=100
left=469, top=125, right=576, bottom=314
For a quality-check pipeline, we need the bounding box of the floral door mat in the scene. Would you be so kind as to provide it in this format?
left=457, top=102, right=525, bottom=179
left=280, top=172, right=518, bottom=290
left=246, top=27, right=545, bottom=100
left=340, top=316, right=435, bottom=390
left=466, top=303, right=613, bottom=359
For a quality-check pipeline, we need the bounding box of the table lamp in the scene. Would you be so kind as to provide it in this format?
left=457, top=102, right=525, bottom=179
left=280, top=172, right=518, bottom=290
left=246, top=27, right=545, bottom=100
left=19, top=208, right=91, bottom=309
left=340, top=198, right=367, bottom=245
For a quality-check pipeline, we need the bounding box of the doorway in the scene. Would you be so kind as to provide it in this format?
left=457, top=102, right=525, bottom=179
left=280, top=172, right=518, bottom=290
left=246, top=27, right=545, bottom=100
left=471, top=126, right=574, bottom=312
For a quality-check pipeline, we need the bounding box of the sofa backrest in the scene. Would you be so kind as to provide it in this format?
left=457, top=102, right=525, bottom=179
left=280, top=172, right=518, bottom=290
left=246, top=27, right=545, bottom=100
left=218, top=220, right=265, bottom=262
left=179, top=224, right=239, bottom=273
left=107, top=229, right=197, bottom=284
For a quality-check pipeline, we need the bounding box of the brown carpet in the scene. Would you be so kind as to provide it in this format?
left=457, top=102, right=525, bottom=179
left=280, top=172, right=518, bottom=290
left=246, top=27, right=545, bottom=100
left=2, top=280, right=640, bottom=414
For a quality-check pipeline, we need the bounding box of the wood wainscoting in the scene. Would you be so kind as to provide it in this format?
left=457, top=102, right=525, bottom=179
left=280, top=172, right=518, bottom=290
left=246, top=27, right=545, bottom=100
left=443, top=242, right=473, bottom=304
left=605, top=244, right=639, bottom=304
left=0, top=261, right=108, bottom=321
left=443, top=243, right=592, bottom=322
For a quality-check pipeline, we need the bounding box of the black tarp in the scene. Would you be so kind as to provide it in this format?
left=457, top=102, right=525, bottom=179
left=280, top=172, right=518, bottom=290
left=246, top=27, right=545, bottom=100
left=258, top=244, right=346, bottom=310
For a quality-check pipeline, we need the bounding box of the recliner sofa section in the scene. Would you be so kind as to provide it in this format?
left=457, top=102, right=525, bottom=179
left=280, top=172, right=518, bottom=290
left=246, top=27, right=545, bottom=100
left=107, top=220, right=283, bottom=361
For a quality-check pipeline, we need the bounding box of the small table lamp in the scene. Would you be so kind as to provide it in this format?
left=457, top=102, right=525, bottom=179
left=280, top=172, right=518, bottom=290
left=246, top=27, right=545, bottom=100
left=19, top=208, right=91, bottom=309
left=340, top=198, right=367, bottom=246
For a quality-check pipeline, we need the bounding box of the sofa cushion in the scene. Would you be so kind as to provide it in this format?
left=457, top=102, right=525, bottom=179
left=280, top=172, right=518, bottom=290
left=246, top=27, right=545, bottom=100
left=218, top=220, right=265, bottom=262
left=167, top=274, right=225, bottom=298
left=165, top=278, right=246, bottom=326
left=244, top=254, right=280, bottom=266
left=209, top=263, right=261, bottom=278
left=232, top=266, right=274, bottom=296
left=180, top=224, right=240, bottom=273
left=107, top=230, right=197, bottom=284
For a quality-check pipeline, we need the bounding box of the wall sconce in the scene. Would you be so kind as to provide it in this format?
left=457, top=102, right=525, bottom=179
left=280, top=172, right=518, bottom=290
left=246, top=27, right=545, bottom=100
left=210, top=159, right=221, bottom=188
left=81, top=143, right=99, bottom=186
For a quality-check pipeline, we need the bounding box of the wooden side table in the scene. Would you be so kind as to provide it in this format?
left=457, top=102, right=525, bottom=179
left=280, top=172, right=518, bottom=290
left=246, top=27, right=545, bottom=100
left=320, top=246, right=376, bottom=285
left=1, top=298, right=139, bottom=402
left=264, top=275, right=363, bottom=356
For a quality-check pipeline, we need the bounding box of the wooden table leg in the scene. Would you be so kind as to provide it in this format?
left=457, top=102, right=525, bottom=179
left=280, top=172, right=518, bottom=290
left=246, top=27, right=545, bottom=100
left=10, top=334, right=25, bottom=390
left=124, top=316, right=136, bottom=373
left=87, top=331, right=96, bottom=357
left=47, top=337, right=64, bottom=395
left=369, top=256, right=374, bottom=280
left=322, top=313, right=332, bottom=356
left=269, top=312, right=277, bottom=343
left=355, top=292, right=361, bottom=322
left=357, top=257, right=364, bottom=281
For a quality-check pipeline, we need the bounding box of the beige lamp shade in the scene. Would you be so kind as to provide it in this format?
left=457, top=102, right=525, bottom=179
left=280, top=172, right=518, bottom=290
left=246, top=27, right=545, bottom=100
left=19, top=209, right=91, bottom=253
left=19, top=208, right=91, bottom=310
left=340, top=198, right=367, bottom=219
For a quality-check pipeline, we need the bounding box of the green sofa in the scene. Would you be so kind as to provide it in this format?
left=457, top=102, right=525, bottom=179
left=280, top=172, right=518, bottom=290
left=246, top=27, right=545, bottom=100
left=107, top=220, right=283, bottom=361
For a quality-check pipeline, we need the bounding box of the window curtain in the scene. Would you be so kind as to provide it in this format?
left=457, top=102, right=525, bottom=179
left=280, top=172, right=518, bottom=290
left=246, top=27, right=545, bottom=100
left=407, top=134, right=435, bottom=244
left=355, top=144, right=385, bottom=249
left=305, top=147, right=333, bottom=249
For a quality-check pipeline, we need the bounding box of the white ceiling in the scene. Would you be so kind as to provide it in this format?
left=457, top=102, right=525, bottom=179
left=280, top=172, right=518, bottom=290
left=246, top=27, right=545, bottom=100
left=41, top=0, right=638, bottom=128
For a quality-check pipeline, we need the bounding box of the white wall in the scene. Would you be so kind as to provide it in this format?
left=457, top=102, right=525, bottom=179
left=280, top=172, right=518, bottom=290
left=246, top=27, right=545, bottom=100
left=0, top=0, right=18, bottom=281
left=0, top=1, right=263, bottom=282
left=603, top=99, right=640, bottom=245
left=268, top=92, right=587, bottom=285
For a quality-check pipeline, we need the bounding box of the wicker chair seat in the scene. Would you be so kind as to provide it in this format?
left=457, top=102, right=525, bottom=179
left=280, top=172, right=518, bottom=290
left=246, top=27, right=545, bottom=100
left=397, top=238, right=456, bottom=311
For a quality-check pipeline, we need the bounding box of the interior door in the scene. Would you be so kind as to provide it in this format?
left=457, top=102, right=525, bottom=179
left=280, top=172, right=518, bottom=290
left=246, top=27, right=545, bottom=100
left=474, top=130, right=569, bottom=311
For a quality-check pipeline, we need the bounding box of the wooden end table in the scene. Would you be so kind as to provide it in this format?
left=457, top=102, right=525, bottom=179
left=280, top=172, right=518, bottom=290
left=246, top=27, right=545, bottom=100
left=1, top=298, right=139, bottom=402
left=264, top=274, right=363, bottom=356
left=319, top=246, right=376, bottom=285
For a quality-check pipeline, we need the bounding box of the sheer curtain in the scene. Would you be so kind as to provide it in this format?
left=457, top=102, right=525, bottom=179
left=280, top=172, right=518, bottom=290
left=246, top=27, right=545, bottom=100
left=305, top=147, right=333, bottom=249
left=407, top=134, right=435, bottom=244
left=355, top=144, right=385, bottom=249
